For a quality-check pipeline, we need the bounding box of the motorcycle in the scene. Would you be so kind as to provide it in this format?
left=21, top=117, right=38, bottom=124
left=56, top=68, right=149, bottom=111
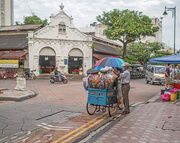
left=24, top=70, right=36, bottom=80
left=50, top=73, right=68, bottom=84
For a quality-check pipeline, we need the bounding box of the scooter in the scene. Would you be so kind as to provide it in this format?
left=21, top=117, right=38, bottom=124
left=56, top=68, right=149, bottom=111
left=50, top=73, right=68, bottom=84
left=24, top=70, right=36, bottom=80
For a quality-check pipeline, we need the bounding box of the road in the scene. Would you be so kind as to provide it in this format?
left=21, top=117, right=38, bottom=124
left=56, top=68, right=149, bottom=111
left=0, top=78, right=164, bottom=143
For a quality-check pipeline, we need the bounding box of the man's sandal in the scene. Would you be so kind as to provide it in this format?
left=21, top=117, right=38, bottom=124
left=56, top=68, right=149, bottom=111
left=121, top=111, right=130, bottom=115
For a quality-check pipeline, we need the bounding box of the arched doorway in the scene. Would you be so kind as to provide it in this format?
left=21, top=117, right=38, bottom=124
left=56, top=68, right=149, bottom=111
left=68, top=48, right=83, bottom=74
left=39, top=47, right=56, bottom=73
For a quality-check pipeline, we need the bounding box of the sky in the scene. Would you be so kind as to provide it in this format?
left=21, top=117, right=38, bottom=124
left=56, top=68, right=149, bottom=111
left=14, top=0, right=180, bottom=50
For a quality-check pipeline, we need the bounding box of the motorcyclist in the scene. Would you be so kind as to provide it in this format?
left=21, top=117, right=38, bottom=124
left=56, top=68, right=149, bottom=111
left=54, top=66, right=61, bottom=81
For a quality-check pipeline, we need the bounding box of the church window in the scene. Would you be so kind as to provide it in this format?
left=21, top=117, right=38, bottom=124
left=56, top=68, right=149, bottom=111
left=59, top=22, right=66, bottom=33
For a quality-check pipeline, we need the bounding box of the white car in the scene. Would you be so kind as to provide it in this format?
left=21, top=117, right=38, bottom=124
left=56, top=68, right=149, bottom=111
left=145, top=65, right=166, bottom=85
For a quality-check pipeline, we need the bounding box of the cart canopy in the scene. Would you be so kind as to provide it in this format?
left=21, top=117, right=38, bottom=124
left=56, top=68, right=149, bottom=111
left=149, top=54, right=180, bottom=63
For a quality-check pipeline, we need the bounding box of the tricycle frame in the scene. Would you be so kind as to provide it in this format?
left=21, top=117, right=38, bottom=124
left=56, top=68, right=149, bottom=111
left=87, top=80, right=121, bottom=117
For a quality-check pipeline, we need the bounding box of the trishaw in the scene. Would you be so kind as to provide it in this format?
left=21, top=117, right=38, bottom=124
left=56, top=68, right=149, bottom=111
left=86, top=78, right=121, bottom=117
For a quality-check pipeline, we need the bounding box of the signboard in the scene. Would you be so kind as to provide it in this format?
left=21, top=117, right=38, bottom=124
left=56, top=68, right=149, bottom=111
left=64, top=59, right=68, bottom=65
left=0, top=60, right=19, bottom=68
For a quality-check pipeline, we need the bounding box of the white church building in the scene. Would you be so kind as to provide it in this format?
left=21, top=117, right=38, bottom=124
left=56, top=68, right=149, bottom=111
left=28, top=4, right=93, bottom=76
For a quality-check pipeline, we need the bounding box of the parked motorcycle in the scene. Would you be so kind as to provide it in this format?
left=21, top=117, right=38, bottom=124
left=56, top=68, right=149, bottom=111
left=50, top=73, right=68, bottom=84
left=24, top=70, right=36, bottom=80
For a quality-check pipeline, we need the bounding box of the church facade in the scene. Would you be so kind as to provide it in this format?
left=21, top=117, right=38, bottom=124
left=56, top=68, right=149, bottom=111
left=28, top=4, right=93, bottom=76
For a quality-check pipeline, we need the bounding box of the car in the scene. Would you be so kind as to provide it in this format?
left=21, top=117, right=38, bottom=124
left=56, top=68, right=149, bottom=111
left=145, top=65, right=166, bottom=85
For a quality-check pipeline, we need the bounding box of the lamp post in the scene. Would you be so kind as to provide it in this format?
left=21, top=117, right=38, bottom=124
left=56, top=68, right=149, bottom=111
left=163, top=6, right=176, bottom=54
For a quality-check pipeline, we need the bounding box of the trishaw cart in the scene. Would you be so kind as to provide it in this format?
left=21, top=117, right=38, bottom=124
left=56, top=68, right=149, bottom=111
left=87, top=80, right=120, bottom=117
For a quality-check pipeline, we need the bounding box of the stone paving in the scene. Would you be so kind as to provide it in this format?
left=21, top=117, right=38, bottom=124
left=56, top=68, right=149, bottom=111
left=0, top=89, right=36, bottom=101
left=93, top=101, right=180, bottom=143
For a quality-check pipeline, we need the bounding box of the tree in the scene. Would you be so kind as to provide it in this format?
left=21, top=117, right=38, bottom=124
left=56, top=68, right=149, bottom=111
left=151, top=50, right=172, bottom=59
left=16, top=13, right=48, bottom=26
left=96, top=9, right=159, bottom=59
left=118, top=42, right=164, bottom=67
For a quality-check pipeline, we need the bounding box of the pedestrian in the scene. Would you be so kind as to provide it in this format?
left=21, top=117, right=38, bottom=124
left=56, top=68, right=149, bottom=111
left=3, top=73, right=6, bottom=80
left=171, top=64, right=179, bottom=83
left=113, top=62, right=131, bottom=115
left=165, top=63, right=171, bottom=88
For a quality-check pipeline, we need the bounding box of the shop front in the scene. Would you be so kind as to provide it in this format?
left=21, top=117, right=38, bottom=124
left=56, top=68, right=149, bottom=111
left=68, top=48, right=83, bottom=74
left=39, top=47, right=56, bottom=74
left=0, top=51, right=27, bottom=79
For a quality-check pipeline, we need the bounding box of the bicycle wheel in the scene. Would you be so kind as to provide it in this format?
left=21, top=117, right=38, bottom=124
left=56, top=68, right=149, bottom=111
left=86, top=103, right=97, bottom=115
left=108, top=96, right=119, bottom=117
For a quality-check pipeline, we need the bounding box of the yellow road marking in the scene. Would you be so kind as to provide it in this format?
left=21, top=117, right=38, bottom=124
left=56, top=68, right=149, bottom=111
left=62, top=108, right=120, bottom=143
left=62, top=118, right=106, bottom=143
left=52, top=111, right=108, bottom=143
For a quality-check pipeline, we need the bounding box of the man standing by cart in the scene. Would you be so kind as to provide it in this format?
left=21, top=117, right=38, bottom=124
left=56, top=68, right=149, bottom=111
left=114, top=62, right=131, bottom=115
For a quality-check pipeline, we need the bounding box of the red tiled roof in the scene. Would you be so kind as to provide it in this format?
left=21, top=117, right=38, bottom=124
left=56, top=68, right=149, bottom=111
left=0, top=51, right=27, bottom=59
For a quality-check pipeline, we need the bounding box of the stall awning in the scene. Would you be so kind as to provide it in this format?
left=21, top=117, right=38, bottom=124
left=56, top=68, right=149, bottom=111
left=149, top=54, right=180, bottom=63
left=0, top=51, right=27, bottom=60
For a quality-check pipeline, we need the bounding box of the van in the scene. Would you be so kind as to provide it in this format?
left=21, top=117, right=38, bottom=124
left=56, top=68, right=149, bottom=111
left=145, top=65, right=166, bottom=85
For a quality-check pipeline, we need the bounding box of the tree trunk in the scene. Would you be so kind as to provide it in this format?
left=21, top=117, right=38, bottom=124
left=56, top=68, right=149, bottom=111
left=123, top=43, right=127, bottom=59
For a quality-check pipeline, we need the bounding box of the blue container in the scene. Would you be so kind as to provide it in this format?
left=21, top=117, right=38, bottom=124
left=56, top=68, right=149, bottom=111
left=87, top=81, right=118, bottom=106
left=165, top=88, right=169, bottom=92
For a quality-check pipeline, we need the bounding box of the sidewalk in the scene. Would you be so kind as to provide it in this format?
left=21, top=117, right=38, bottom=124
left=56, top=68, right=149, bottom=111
left=93, top=101, right=180, bottom=143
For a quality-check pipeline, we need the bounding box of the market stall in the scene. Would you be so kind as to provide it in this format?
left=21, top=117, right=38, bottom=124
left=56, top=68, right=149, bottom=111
left=149, top=54, right=180, bottom=101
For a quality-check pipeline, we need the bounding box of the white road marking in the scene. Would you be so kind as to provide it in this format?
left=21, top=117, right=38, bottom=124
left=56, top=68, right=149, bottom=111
left=11, top=136, right=17, bottom=139
left=43, top=134, right=52, bottom=137
left=22, top=137, right=29, bottom=143
left=0, top=137, right=7, bottom=142
left=37, top=124, right=70, bottom=130
left=46, top=136, right=52, bottom=142
left=42, top=123, right=73, bottom=128
left=38, top=123, right=72, bottom=130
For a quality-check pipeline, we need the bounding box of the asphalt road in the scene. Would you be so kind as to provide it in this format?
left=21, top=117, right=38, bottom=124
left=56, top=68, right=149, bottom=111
left=0, top=78, right=164, bottom=142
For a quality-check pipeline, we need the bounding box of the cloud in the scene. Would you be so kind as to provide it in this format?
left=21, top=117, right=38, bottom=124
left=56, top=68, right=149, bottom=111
left=14, top=0, right=180, bottom=49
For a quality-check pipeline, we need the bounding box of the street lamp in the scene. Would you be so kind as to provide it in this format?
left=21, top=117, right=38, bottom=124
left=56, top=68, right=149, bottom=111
left=163, top=6, right=176, bottom=54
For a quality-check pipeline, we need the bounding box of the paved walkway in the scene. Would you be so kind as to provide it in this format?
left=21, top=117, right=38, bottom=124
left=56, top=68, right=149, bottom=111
left=93, top=101, right=180, bottom=143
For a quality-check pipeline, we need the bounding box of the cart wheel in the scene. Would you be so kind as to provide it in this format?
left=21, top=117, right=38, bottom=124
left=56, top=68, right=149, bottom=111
left=108, top=96, right=119, bottom=117
left=86, top=103, right=97, bottom=115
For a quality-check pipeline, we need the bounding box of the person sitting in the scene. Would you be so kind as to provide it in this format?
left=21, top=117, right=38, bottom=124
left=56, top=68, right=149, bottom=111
left=54, top=67, right=61, bottom=81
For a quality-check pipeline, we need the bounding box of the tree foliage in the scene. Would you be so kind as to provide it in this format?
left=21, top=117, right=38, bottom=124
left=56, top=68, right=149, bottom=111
left=16, top=13, right=48, bottom=26
left=91, top=43, right=95, bottom=50
left=118, top=42, right=164, bottom=66
left=96, top=9, right=159, bottom=58
left=151, top=50, right=172, bottom=59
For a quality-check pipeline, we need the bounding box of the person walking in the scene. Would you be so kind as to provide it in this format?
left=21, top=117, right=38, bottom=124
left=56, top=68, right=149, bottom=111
left=113, top=62, right=131, bottom=115
left=165, top=64, right=171, bottom=88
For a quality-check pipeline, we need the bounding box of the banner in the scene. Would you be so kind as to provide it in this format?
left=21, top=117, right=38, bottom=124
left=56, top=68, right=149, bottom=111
left=0, top=60, right=19, bottom=68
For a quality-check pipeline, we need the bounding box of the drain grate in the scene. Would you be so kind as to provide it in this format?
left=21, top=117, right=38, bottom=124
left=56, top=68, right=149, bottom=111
left=163, top=121, right=180, bottom=131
